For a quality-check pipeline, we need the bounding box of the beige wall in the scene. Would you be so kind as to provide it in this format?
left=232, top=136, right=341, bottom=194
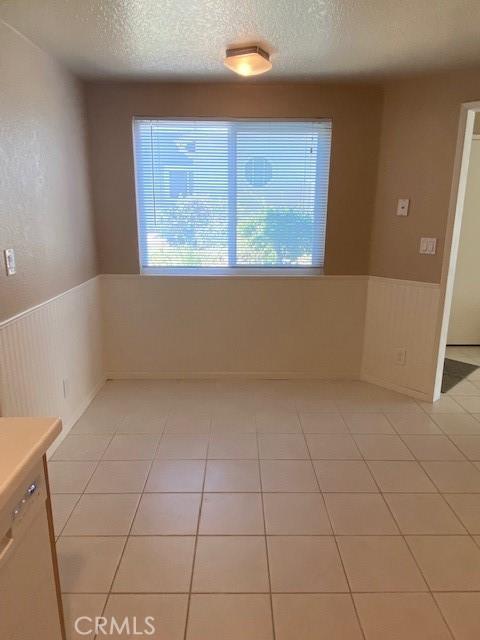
left=370, top=69, right=480, bottom=283
left=0, top=22, right=98, bottom=321
left=85, top=81, right=383, bottom=275
left=448, top=137, right=480, bottom=344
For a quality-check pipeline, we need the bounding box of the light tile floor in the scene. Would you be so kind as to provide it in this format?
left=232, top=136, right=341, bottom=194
left=49, top=363, right=480, bottom=640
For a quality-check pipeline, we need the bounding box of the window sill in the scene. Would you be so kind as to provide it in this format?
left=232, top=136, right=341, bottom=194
left=141, top=267, right=325, bottom=278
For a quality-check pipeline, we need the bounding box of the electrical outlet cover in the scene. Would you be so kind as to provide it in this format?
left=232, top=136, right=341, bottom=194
left=4, top=248, right=16, bottom=276
left=396, top=198, right=410, bottom=216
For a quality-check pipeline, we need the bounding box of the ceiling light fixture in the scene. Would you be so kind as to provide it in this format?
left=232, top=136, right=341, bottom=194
left=224, top=46, right=272, bottom=77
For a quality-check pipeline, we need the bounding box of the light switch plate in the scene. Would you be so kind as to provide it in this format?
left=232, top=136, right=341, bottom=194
left=396, top=198, right=410, bottom=216
left=4, top=248, right=16, bottom=275
left=419, top=237, right=437, bottom=255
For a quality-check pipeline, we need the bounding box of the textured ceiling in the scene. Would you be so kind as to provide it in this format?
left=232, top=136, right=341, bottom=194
left=1, top=0, right=480, bottom=80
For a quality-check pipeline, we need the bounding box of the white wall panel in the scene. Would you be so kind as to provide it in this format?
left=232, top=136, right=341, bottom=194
left=362, top=277, right=441, bottom=399
left=0, top=277, right=104, bottom=447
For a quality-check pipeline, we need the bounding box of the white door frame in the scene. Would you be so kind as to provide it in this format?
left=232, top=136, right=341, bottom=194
left=432, top=101, right=480, bottom=400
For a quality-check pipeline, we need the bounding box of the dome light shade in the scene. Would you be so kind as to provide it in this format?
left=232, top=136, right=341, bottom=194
left=224, top=46, right=272, bottom=77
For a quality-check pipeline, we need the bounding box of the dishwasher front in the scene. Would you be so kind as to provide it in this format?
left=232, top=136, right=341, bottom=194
left=0, top=461, right=64, bottom=640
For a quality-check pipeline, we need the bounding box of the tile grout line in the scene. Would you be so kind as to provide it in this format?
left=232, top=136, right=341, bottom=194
left=409, top=403, right=480, bottom=551
left=392, top=399, right=475, bottom=639
left=55, top=430, right=117, bottom=538
left=300, top=399, right=368, bottom=640
left=255, top=417, right=277, bottom=640
left=54, top=381, right=480, bottom=639
left=182, top=416, right=211, bottom=640
left=91, top=401, right=168, bottom=640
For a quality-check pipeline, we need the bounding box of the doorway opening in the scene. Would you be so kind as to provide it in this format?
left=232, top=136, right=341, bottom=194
left=433, top=102, right=480, bottom=400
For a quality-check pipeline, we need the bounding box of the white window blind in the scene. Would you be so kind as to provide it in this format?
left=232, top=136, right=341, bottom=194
left=133, top=118, right=332, bottom=271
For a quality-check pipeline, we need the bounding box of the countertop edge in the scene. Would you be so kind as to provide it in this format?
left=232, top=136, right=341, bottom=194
left=0, top=418, right=62, bottom=513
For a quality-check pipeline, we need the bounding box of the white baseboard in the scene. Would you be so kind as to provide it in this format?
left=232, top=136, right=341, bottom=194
left=106, top=371, right=358, bottom=381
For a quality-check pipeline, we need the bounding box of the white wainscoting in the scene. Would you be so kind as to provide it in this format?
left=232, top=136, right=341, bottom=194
left=0, top=274, right=442, bottom=424
left=101, top=274, right=369, bottom=380
left=0, top=276, right=105, bottom=451
left=361, top=276, right=441, bottom=400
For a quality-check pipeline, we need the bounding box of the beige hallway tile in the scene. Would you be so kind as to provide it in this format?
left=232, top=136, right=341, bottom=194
left=406, top=535, right=480, bottom=590
left=132, top=493, right=201, bottom=535
left=260, top=460, right=318, bottom=492
left=324, top=493, right=398, bottom=534
left=72, top=411, right=122, bottom=435
left=432, top=413, right=480, bottom=435
left=385, top=493, right=466, bottom=534
left=103, top=594, right=188, bottom=640
left=57, top=536, right=125, bottom=593
left=113, top=537, right=195, bottom=592
left=337, top=536, right=426, bottom=592
left=192, top=536, right=269, bottom=592
left=450, top=435, right=480, bottom=460
left=354, top=435, right=413, bottom=460
left=208, top=433, right=258, bottom=459
left=165, top=412, right=211, bottom=434
left=273, top=594, right=363, bottom=640
left=211, top=411, right=256, bottom=434
left=368, top=461, right=437, bottom=492
left=420, top=397, right=465, bottom=413
left=434, top=593, right=480, bottom=640
left=263, top=493, right=332, bottom=534
left=455, top=397, right=480, bottom=412
left=401, top=435, right=465, bottom=460
left=145, top=460, right=205, bottom=492
left=445, top=494, right=480, bottom=533
left=119, top=412, right=166, bottom=434
left=103, top=434, right=160, bottom=460
left=199, top=493, right=263, bottom=534
left=295, top=396, right=338, bottom=413
left=446, top=378, right=480, bottom=396
left=187, top=594, right=273, bottom=640
left=255, top=410, right=301, bottom=434
left=48, top=461, right=97, bottom=494
left=306, top=434, right=362, bottom=460
left=421, top=461, right=480, bottom=492
left=258, top=434, right=308, bottom=459
left=52, top=434, right=112, bottom=461
left=62, top=594, right=107, bottom=640
left=313, top=460, right=378, bottom=492
left=205, top=460, right=260, bottom=491
left=51, top=494, right=80, bottom=536
left=343, top=413, right=395, bottom=434
left=156, top=434, right=209, bottom=459
left=62, top=493, right=140, bottom=535
left=86, top=460, right=151, bottom=493
left=386, top=412, right=441, bottom=435
left=299, top=413, right=348, bottom=434
left=354, top=593, right=451, bottom=640
left=268, top=536, right=348, bottom=592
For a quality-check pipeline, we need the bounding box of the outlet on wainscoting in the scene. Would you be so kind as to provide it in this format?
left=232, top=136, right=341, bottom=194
left=394, top=348, right=407, bottom=366
left=62, top=378, right=70, bottom=398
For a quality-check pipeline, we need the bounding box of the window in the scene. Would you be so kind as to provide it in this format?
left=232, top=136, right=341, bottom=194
left=133, top=118, right=332, bottom=272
